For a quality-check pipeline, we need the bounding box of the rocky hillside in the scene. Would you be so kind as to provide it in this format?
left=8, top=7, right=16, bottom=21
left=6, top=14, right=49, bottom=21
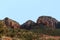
left=0, top=17, right=21, bottom=29
left=0, top=16, right=59, bottom=29
left=0, top=16, right=60, bottom=40
left=37, top=16, right=58, bottom=28
left=21, top=16, right=59, bottom=30
left=21, top=20, right=36, bottom=30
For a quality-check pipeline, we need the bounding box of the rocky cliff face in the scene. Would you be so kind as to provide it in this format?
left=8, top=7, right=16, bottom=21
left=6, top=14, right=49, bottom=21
left=37, top=16, right=58, bottom=28
left=3, top=17, right=20, bottom=28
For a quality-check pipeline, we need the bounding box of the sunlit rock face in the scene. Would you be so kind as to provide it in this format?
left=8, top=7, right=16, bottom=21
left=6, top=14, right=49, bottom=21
left=37, top=16, right=58, bottom=28
left=4, top=17, right=20, bottom=28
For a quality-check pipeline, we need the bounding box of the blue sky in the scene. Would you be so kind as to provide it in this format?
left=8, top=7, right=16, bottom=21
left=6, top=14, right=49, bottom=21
left=0, top=0, right=60, bottom=24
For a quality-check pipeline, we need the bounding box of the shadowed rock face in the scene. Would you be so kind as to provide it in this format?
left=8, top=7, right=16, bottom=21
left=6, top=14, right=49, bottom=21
left=4, top=17, right=20, bottom=28
left=37, top=16, right=58, bottom=28
left=21, top=20, right=36, bottom=30
left=56, top=22, right=60, bottom=28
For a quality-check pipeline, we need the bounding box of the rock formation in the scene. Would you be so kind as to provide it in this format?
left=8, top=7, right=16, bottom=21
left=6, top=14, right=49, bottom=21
left=4, top=17, right=20, bottom=28
left=37, top=16, right=58, bottom=28
left=21, top=20, right=36, bottom=30
left=0, top=16, right=59, bottom=29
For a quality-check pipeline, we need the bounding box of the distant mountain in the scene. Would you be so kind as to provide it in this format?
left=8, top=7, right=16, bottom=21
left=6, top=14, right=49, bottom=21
left=1, top=17, right=20, bottom=28
left=37, top=16, right=58, bottom=28
left=0, top=16, right=59, bottom=29
left=21, top=20, right=36, bottom=30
